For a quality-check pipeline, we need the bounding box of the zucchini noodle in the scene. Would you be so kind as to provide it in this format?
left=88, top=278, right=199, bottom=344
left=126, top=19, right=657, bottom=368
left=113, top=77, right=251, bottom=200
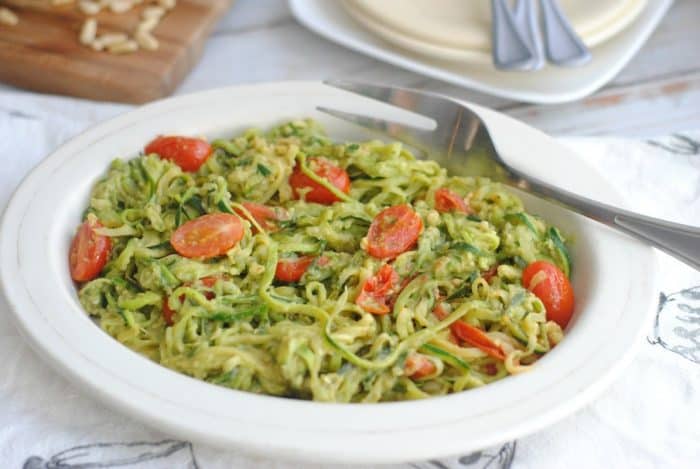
left=77, top=119, right=570, bottom=402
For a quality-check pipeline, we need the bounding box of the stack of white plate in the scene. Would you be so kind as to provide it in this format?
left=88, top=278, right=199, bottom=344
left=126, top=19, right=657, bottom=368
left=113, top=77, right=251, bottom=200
left=341, top=0, right=647, bottom=65
left=290, top=0, right=672, bottom=103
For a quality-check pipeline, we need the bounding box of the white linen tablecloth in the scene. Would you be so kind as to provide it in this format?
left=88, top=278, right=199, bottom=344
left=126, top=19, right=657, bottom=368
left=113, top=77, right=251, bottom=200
left=0, top=90, right=698, bottom=469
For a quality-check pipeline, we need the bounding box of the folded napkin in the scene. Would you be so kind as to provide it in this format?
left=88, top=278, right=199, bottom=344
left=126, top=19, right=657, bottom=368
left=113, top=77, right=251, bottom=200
left=1, top=91, right=698, bottom=469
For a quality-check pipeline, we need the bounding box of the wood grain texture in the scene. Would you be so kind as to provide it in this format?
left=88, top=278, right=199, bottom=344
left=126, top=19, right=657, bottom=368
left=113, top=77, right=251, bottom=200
left=0, top=0, right=233, bottom=103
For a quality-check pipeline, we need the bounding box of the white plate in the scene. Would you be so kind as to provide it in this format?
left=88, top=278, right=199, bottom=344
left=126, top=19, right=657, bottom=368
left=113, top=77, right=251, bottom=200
left=290, top=0, right=672, bottom=104
left=0, top=82, right=657, bottom=465
left=342, top=0, right=646, bottom=61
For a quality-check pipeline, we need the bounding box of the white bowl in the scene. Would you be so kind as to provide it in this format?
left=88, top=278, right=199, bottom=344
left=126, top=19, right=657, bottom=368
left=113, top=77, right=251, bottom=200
left=0, top=82, right=657, bottom=465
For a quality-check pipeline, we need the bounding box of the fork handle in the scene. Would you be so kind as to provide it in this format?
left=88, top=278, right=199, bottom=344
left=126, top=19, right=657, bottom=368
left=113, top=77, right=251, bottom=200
left=512, top=170, right=700, bottom=270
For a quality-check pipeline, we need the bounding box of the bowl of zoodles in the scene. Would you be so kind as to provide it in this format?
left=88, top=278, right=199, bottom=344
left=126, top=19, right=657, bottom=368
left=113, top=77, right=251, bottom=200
left=72, top=119, right=575, bottom=402
left=0, top=82, right=657, bottom=464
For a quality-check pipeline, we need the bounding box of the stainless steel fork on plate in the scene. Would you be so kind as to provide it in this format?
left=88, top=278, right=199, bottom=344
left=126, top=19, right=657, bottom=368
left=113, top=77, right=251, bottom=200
left=319, top=80, right=700, bottom=271
left=491, top=0, right=591, bottom=70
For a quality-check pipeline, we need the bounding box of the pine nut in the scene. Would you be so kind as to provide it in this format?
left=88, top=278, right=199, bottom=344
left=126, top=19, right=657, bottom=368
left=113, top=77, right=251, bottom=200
left=142, top=5, right=165, bottom=20
left=79, top=18, right=98, bottom=44
left=137, top=16, right=159, bottom=33
left=158, top=0, right=176, bottom=10
left=0, top=7, right=19, bottom=26
left=109, top=0, right=133, bottom=13
left=135, top=30, right=159, bottom=51
left=108, top=39, right=139, bottom=54
left=97, top=32, right=129, bottom=46
left=79, top=1, right=101, bottom=15
left=109, top=0, right=133, bottom=14
left=91, top=38, right=105, bottom=51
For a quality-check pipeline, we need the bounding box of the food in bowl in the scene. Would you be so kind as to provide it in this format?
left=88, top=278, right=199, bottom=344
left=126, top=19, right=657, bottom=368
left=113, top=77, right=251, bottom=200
left=71, top=119, right=574, bottom=402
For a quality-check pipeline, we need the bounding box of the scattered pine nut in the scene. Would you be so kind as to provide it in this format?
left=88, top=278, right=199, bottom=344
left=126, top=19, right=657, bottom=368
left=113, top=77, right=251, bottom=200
left=137, top=16, right=159, bottom=33
left=158, top=0, right=176, bottom=10
left=142, top=5, right=165, bottom=20
left=80, top=18, right=98, bottom=44
left=79, top=1, right=101, bottom=15
left=8, top=0, right=176, bottom=53
left=135, top=30, right=159, bottom=51
left=90, top=37, right=105, bottom=51
left=97, top=32, right=129, bottom=46
left=0, top=7, right=19, bottom=26
left=108, top=39, right=139, bottom=54
left=109, top=0, right=133, bottom=14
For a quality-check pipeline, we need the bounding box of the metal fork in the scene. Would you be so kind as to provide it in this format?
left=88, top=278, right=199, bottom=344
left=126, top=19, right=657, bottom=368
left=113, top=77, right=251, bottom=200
left=492, top=0, right=590, bottom=70
left=491, top=0, right=538, bottom=70
left=540, top=0, right=591, bottom=66
left=319, top=80, right=700, bottom=271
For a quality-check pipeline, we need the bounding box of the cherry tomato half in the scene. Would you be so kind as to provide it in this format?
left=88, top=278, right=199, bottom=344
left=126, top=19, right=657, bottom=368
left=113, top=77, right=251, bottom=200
left=405, top=353, right=437, bottom=380
left=356, top=264, right=399, bottom=314
left=289, top=157, right=350, bottom=204
left=275, top=256, right=316, bottom=283
left=522, top=260, right=575, bottom=328
left=171, top=213, right=244, bottom=259
left=451, top=321, right=506, bottom=361
left=145, top=136, right=212, bottom=172
left=434, top=188, right=472, bottom=214
left=69, top=218, right=112, bottom=282
left=433, top=303, right=506, bottom=361
left=235, top=202, right=289, bottom=233
left=163, top=276, right=219, bottom=326
left=366, top=204, right=423, bottom=259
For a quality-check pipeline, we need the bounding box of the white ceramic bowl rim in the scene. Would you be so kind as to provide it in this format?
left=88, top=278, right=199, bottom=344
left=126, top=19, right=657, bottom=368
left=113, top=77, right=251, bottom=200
left=0, top=82, right=657, bottom=464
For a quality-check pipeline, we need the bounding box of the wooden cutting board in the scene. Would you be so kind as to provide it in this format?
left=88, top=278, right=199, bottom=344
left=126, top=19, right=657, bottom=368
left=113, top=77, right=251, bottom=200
left=0, top=0, right=233, bottom=103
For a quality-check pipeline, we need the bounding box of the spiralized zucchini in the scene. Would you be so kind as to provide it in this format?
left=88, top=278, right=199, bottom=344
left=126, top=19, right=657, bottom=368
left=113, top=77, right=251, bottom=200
left=77, top=119, right=569, bottom=402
